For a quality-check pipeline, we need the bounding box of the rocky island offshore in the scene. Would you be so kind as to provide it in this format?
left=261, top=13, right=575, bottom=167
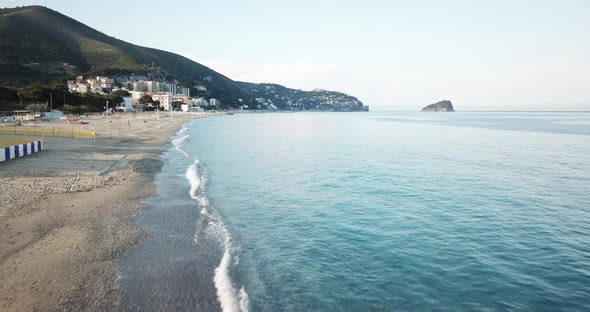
left=421, top=100, right=455, bottom=112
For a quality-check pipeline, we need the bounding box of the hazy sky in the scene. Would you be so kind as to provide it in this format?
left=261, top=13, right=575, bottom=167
left=5, top=0, right=590, bottom=110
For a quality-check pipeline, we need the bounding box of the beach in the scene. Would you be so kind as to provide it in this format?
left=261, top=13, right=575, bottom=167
left=0, top=113, right=212, bottom=311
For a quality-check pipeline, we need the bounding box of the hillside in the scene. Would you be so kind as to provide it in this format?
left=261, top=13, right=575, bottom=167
left=237, top=82, right=367, bottom=111
left=0, top=6, right=366, bottom=110
left=0, top=6, right=250, bottom=105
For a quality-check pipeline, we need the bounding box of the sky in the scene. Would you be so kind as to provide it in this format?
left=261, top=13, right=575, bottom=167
left=5, top=0, right=590, bottom=110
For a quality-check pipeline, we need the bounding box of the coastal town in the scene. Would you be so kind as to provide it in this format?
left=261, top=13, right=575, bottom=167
left=66, top=75, right=222, bottom=113
left=64, top=74, right=369, bottom=113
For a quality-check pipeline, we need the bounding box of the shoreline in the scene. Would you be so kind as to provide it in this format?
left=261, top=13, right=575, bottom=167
left=0, top=113, right=217, bottom=311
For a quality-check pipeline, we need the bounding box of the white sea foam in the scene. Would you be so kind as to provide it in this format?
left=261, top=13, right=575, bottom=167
left=239, top=286, right=250, bottom=312
left=172, top=134, right=189, bottom=147
left=214, top=228, right=249, bottom=312
left=172, top=134, right=190, bottom=157
left=185, top=160, right=200, bottom=199
left=178, top=126, right=188, bottom=134
left=184, top=159, right=249, bottom=312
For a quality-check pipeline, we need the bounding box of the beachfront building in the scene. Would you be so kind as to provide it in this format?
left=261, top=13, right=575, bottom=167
left=0, top=110, right=36, bottom=122
left=172, top=95, right=190, bottom=105
left=130, top=91, right=145, bottom=103
left=115, top=97, right=133, bottom=112
left=150, top=93, right=173, bottom=111
left=121, top=97, right=133, bottom=111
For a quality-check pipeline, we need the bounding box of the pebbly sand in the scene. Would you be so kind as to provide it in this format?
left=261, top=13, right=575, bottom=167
left=0, top=112, right=217, bottom=311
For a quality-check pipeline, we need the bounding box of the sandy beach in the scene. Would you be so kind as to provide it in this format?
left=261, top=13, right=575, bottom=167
left=0, top=113, right=214, bottom=311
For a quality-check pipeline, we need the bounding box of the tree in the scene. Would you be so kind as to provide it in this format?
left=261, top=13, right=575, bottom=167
left=138, top=95, right=154, bottom=104
left=111, top=89, right=130, bottom=98
left=109, top=95, right=124, bottom=105
left=172, top=101, right=182, bottom=111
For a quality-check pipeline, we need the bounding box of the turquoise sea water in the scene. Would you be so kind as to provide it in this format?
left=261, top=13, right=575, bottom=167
left=134, top=112, right=590, bottom=311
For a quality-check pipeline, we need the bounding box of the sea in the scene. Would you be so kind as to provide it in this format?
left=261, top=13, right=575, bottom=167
left=118, top=112, right=590, bottom=311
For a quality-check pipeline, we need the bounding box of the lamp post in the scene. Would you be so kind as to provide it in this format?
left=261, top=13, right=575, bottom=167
left=106, top=100, right=111, bottom=138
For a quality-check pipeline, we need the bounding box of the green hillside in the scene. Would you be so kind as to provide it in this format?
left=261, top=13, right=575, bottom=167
left=0, top=5, right=251, bottom=104
left=0, top=5, right=366, bottom=110
left=237, top=82, right=368, bottom=111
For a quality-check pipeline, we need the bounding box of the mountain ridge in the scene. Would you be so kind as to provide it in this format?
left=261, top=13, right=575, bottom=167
left=0, top=5, right=366, bottom=110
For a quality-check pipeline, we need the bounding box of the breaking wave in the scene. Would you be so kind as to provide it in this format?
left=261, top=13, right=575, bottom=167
left=185, top=160, right=201, bottom=199
left=173, top=134, right=190, bottom=157
left=178, top=135, right=249, bottom=312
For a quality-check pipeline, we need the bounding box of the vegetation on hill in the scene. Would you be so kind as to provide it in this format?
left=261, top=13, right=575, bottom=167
left=0, top=6, right=251, bottom=104
left=237, top=82, right=367, bottom=111
left=0, top=5, right=366, bottom=111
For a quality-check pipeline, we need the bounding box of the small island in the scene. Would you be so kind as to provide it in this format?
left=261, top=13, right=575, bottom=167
left=421, top=100, right=455, bottom=112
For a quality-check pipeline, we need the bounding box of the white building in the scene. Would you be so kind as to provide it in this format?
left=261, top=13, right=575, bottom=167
left=67, top=80, right=89, bottom=93
left=209, top=98, right=220, bottom=106
left=130, top=91, right=145, bottom=103
left=146, top=81, right=161, bottom=92
left=96, top=76, right=114, bottom=89
left=172, top=95, right=190, bottom=105
left=77, top=84, right=89, bottom=93
left=150, top=93, right=173, bottom=111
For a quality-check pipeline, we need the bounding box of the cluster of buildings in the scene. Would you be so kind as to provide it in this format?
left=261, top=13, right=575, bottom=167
left=127, top=91, right=219, bottom=112
left=67, top=75, right=221, bottom=112
left=67, top=76, right=115, bottom=94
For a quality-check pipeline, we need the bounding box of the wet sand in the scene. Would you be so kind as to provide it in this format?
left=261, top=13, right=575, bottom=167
left=0, top=113, right=215, bottom=311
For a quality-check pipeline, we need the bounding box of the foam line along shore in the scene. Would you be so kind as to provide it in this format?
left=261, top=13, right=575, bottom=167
left=0, top=113, right=217, bottom=311
left=174, top=124, right=250, bottom=312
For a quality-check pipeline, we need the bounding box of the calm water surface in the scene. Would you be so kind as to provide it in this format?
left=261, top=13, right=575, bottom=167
left=123, top=112, right=590, bottom=311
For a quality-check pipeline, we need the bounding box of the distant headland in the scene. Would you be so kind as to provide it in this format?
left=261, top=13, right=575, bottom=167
left=421, top=100, right=455, bottom=112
